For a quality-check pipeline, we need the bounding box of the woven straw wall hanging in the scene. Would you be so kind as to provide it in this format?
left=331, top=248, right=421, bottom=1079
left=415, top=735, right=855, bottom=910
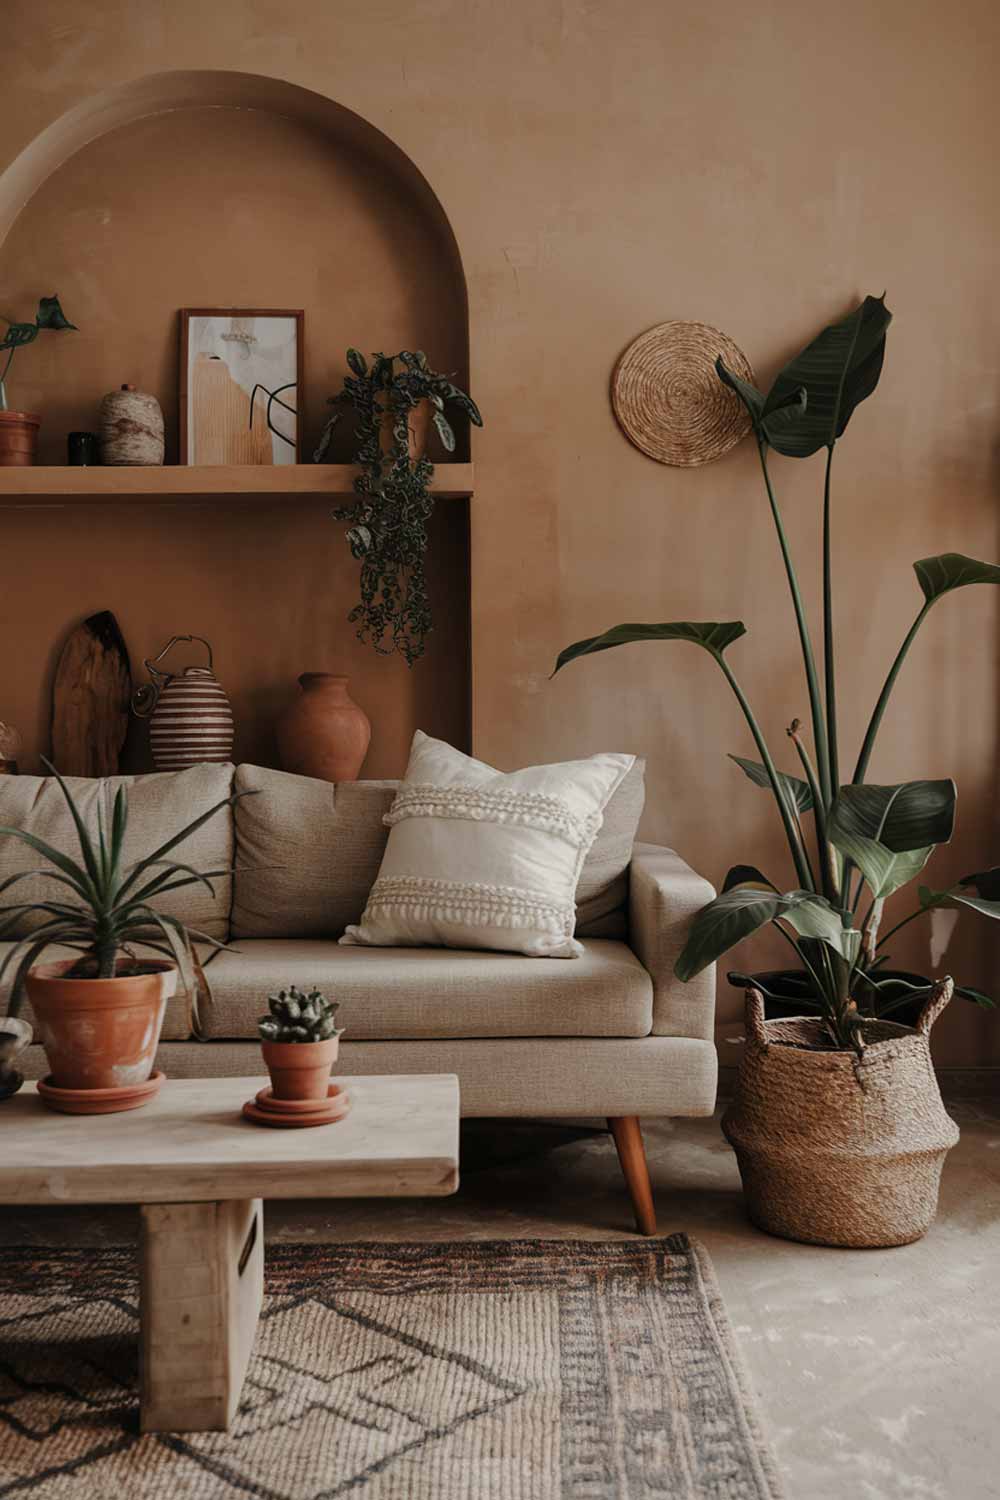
left=611, top=320, right=755, bottom=467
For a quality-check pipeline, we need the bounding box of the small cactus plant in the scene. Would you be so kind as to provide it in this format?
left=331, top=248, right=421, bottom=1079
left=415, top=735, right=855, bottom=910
left=258, top=985, right=341, bottom=1044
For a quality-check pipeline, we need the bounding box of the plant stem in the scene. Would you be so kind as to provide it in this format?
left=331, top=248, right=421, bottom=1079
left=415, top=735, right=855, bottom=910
left=758, top=443, right=831, bottom=805
left=853, top=600, right=932, bottom=784
left=715, top=655, right=815, bottom=891
left=787, top=719, right=837, bottom=901
left=822, top=445, right=839, bottom=794
left=772, top=921, right=829, bottom=1000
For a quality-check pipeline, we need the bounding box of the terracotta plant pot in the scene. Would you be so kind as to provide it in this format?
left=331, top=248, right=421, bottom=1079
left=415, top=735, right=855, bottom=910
left=25, top=959, right=177, bottom=1092
left=261, top=1034, right=341, bottom=1101
left=276, top=673, right=371, bottom=783
left=0, top=410, right=40, bottom=466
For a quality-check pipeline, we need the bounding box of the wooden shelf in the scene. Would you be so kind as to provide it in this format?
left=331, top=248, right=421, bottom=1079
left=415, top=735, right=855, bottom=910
left=0, top=463, right=474, bottom=506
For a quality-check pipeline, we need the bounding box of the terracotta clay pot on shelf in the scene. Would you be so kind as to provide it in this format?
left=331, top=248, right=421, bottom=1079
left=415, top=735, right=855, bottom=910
left=276, top=673, right=371, bottom=783
left=0, top=410, right=40, bottom=466
left=260, top=1034, right=341, bottom=1102
left=25, top=959, right=176, bottom=1105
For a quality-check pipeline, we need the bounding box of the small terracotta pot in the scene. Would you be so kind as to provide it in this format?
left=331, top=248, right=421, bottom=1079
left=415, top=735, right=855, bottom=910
left=0, top=410, right=40, bottom=466
left=261, top=1034, right=341, bottom=1101
left=276, top=674, right=371, bottom=783
left=25, top=959, right=176, bottom=1091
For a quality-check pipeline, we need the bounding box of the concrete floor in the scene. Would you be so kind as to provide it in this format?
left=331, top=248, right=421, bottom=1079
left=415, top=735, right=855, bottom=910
left=3, top=1092, right=998, bottom=1500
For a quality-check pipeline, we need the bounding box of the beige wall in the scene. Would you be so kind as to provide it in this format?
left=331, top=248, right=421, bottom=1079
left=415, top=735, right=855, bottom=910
left=1, top=0, right=997, bottom=1064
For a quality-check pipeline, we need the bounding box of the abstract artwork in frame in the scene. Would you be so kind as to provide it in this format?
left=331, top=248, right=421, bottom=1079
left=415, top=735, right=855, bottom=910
left=179, top=309, right=303, bottom=465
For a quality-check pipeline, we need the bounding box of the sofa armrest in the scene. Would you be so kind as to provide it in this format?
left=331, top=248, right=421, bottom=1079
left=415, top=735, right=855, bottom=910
left=628, top=842, right=716, bottom=1039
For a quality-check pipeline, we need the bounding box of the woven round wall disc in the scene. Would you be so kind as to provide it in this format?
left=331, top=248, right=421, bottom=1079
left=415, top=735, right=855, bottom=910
left=611, top=320, right=755, bottom=467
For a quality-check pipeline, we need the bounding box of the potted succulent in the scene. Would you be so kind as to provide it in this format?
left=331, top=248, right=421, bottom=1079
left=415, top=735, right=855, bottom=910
left=258, top=984, right=343, bottom=1101
left=315, top=349, right=483, bottom=666
left=554, top=295, right=1000, bottom=1247
left=0, top=760, right=239, bottom=1108
left=0, top=295, right=77, bottom=466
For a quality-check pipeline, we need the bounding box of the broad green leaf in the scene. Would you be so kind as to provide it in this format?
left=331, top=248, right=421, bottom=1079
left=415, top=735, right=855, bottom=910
left=780, top=895, right=853, bottom=950
left=675, top=887, right=788, bottom=981
left=34, top=294, right=77, bottom=331
left=914, top=554, right=1000, bottom=604
left=919, top=885, right=1000, bottom=921
left=676, top=887, right=845, bottom=981
left=827, top=827, right=933, bottom=900
left=762, top=294, right=892, bottom=457
left=829, top=779, right=955, bottom=853
left=956, top=985, right=996, bottom=1010
left=729, top=754, right=813, bottom=812
left=553, top=620, right=746, bottom=677
left=961, top=867, right=1000, bottom=900
left=346, top=347, right=368, bottom=376
left=722, top=864, right=776, bottom=893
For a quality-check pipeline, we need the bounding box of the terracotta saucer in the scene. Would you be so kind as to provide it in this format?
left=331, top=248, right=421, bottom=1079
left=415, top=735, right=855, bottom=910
left=242, top=1089, right=351, bottom=1129
left=254, top=1084, right=345, bottom=1115
left=37, top=1070, right=165, bottom=1115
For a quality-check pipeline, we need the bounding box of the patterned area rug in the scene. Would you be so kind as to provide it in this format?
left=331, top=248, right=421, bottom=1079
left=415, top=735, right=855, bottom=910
left=0, top=1236, right=783, bottom=1499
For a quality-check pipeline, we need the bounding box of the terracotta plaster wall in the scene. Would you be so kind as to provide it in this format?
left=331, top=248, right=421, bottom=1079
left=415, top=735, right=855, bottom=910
left=1, top=0, right=997, bottom=1064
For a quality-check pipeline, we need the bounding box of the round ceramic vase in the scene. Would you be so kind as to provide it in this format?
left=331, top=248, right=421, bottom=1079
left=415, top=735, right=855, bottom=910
left=276, top=674, right=371, bottom=783
left=99, top=384, right=165, bottom=465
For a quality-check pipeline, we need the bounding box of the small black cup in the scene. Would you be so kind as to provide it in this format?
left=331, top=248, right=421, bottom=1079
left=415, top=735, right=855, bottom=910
left=67, top=431, right=98, bottom=466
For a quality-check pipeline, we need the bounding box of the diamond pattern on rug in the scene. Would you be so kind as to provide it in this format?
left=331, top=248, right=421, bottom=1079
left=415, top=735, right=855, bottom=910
left=0, top=1238, right=784, bottom=1500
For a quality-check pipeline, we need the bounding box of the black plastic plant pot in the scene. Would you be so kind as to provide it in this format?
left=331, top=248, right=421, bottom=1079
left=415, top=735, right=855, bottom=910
left=727, top=968, right=934, bottom=1028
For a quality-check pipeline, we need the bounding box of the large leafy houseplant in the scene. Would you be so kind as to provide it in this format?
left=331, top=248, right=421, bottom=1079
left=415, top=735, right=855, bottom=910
left=555, top=296, right=1000, bottom=1053
left=316, top=349, right=482, bottom=666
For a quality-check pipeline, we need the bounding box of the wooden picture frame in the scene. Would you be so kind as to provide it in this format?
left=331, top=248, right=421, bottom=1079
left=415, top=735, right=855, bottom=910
left=179, top=308, right=304, bottom=465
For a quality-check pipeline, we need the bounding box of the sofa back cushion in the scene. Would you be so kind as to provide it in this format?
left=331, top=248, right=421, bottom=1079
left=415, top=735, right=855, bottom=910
left=0, top=763, right=235, bottom=943
left=230, top=758, right=645, bottom=941
left=231, top=766, right=398, bottom=939
left=575, top=757, right=646, bottom=938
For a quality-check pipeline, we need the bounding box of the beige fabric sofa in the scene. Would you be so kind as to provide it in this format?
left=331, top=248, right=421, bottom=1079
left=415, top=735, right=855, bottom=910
left=2, top=761, right=717, bottom=1232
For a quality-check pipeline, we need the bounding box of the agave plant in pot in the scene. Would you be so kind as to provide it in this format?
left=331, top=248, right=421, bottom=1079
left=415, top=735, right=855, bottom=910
left=254, top=986, right=345, bottom=1124
left=0, top=761, right=239, bottom=1113
left=555, top=294, right=1000, bottom=1248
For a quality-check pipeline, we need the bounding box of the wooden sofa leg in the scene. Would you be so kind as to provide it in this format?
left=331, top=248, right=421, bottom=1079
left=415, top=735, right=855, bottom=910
left=608, top=1116, right=658, bottom=1236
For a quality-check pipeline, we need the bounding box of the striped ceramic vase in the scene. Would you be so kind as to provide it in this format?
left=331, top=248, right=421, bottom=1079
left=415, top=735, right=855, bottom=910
left=146, top=668, right=234, bottom=770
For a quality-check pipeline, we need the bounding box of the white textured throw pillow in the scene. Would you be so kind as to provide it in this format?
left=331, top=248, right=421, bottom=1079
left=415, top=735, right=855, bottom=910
left=341, top=732, right=635, bottom=958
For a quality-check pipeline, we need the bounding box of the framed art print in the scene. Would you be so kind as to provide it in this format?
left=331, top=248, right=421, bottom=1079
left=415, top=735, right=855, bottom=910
left=179, top=309, right=303, bottom=465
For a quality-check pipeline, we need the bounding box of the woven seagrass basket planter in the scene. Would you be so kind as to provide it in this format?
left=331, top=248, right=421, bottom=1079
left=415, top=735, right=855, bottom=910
left=722, top=981, right=959, bottom=1249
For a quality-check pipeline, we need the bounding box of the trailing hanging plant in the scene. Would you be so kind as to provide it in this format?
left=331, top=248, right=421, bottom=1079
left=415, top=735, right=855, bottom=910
left=554, top=295, right=1000, bottom=1053
left=316, top=349, right=482, bottom=666
left=0, top=295, right=76, bottom=411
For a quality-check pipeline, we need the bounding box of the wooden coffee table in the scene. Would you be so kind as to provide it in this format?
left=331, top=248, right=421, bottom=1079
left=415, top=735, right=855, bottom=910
left=0, top=1073, right=459, bottom=1433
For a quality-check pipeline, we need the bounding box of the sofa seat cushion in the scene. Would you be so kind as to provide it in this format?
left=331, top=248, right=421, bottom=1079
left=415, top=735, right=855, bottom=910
left=0, top=942, right=194, bottom=1041
left=196, top=938, right=653, bottom=1041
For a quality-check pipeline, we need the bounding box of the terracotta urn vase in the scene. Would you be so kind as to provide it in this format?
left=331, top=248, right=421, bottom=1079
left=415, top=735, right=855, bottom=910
left=261, top=1034, right=341, bottom=1101
left=276, top=674, right=371, bottom=783
left=25, top=958, right=176, bottom=1094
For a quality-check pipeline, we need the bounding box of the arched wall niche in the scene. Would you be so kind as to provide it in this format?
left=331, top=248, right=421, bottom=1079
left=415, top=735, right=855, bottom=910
left=0, top=70, right=471, bottom=777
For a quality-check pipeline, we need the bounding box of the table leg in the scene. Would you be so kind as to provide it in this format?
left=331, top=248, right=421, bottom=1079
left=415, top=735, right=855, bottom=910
left=138, top=1197, right=264, bottom=1432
